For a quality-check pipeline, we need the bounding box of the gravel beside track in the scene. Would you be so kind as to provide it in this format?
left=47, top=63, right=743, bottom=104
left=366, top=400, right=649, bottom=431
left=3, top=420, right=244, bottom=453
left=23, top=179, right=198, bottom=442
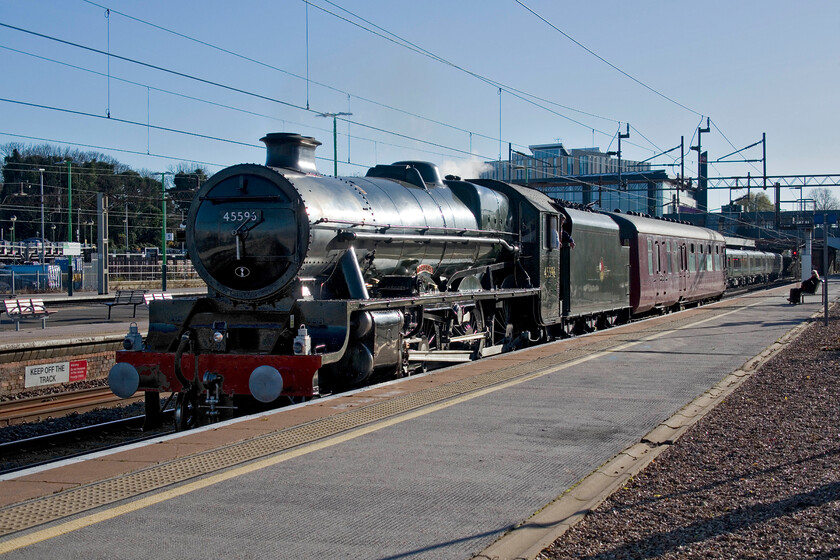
left=539, top=305, right=840, bottom=559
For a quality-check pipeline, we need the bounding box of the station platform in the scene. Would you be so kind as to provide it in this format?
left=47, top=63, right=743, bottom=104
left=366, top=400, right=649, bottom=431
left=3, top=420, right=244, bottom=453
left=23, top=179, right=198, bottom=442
left=0, top=287, right=206, bottom=348
left=0, top=284, right=832, bottom=560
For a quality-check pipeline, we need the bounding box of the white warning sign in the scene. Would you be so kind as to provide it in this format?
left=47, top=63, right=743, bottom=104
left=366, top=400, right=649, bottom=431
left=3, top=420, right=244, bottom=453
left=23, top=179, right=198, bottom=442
left=24, top=360, right=88, bottom=388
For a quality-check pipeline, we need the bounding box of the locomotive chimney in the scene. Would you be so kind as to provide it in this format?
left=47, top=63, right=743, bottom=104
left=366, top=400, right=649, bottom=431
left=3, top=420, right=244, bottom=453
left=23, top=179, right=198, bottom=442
left=261, top=133, right=321, bottom=174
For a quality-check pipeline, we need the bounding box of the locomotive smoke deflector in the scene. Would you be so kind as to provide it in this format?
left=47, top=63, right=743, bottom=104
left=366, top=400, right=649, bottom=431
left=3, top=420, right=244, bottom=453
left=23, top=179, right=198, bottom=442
left=261, top=132, right=321, bottom=174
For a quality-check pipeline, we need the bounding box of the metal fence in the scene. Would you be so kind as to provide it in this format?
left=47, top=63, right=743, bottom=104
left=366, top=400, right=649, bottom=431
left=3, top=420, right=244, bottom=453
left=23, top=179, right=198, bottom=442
left=108, top=255, right=199, bottom=283
left=0, top=254, right=200, bottom=295
left=0, top=265, right=62, bottom=294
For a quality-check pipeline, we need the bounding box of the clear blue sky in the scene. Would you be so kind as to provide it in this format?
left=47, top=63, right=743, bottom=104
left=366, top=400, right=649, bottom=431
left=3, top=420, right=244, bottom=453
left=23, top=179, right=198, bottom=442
left=1, top=0, right=838, bottom=212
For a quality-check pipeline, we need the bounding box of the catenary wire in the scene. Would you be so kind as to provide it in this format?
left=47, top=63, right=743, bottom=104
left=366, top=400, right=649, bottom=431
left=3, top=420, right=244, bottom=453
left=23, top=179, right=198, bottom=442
left=0, top=44, right=485, bottom=162
left=81, top=0, right=666, bottom=153
left=1, top=12, right=772, bottom=226
left=514, top=0, right=704, bottom=117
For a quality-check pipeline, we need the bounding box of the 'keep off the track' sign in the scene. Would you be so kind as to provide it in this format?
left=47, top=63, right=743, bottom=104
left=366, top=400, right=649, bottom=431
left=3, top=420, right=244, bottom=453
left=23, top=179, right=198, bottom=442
left=24, top=360, right=88, bottom=388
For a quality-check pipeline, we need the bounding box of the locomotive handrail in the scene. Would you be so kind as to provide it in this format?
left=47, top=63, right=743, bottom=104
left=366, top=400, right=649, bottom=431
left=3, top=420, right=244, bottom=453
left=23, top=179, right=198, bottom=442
left=351, top=287, right=541, bottom=310
left=335, top=231, right=518, bottom=252
left=199, top=195, right=295, bottom=204
left=310, top=218, right=517, bottom=237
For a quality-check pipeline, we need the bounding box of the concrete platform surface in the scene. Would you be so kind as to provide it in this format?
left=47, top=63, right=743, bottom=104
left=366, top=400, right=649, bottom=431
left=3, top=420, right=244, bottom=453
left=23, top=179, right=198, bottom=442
left=0, top=285, right=830, bottom=560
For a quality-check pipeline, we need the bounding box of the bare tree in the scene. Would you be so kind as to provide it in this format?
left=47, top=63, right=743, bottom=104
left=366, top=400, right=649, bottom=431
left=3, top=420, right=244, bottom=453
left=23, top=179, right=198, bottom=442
left=809, top=188, right=840, bottom=211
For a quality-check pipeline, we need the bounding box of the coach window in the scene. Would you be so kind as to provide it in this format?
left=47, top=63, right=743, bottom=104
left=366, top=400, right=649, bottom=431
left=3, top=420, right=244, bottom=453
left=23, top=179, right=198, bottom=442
left=666, top=240, right=672, bottom=273
left=647, top=239, right=654, bottom=275
left=656, top=241, right=663, bottom=273
left=689, top=243, right=696, bottom=272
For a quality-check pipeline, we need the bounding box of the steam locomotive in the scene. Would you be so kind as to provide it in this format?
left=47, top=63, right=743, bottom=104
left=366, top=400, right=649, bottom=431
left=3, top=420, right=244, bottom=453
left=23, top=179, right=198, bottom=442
left=108, top=132, right=779, bottom=429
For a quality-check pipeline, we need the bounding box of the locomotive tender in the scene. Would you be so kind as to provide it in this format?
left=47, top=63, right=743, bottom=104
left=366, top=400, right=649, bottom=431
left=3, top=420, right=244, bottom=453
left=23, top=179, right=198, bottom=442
left=107, top=132, right=764, bottom=428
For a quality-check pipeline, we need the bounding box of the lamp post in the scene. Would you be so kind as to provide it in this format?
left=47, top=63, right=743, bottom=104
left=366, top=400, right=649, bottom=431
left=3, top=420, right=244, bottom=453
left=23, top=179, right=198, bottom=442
left=122, top=187, right=129, bottom=255
left=66, top=161, right=72, bottom=243
left=605, top=150, right=618, bottom=208
left=160, top=172, right=172, bottom=291
left=51, top=224, right=56, bottom=242
left=317, top=112, right=352, bottom=176
left=618, top=124, right=630, bottom=191
left=66, top=161, right=74, bottom=296
left=10, top=215, right=16, bottom=263
left=38, top=168, right=46, bottom=264
left=823, top=213, right=829, bottom=326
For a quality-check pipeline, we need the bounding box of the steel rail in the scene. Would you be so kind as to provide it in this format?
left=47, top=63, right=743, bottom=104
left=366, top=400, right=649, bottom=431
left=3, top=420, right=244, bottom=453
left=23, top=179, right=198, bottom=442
left=0, top=413, right=175, bottom=476
left=0, top=386, right=143, bottom=427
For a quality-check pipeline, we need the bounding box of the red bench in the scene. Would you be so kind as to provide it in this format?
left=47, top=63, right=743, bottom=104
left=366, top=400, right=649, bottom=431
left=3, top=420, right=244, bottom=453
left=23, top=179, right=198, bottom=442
left=143, top=292, right=173, bottom=305
left=3, top=298, right=57, bottom=330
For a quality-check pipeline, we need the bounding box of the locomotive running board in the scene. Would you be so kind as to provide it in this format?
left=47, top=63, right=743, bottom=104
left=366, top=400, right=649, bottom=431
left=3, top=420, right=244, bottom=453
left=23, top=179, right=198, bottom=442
left=480, top=344, right=503, bottom=357
left=408, top=344, right=504, bottom=363
left=408, top=350, right=473, bottom=363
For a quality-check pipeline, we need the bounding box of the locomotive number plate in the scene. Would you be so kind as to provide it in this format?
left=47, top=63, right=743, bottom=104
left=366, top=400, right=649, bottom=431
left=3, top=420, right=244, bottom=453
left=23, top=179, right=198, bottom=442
left=222, top=210, right=261, bottom=222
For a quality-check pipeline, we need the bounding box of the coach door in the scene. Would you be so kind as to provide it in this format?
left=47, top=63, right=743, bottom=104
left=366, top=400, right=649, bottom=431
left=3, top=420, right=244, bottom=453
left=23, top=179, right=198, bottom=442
left=651, top=239, right=664, bottom=301
left=540, top=212, right=561, bottom=323
left=678, top=242, right=687, bottom=293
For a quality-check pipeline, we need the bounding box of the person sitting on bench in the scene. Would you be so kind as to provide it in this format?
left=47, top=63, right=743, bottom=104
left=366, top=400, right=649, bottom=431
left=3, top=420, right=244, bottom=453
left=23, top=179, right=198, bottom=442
left=788, top=269, right=821, bottom=304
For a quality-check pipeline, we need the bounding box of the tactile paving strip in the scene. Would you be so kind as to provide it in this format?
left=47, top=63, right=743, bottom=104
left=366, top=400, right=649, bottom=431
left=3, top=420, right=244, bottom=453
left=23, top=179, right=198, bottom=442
left=0, top=305, right=735, bottom=537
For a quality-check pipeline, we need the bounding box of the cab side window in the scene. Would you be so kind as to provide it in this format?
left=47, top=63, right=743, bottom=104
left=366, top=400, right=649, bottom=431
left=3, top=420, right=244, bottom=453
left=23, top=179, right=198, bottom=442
left=545, top=215, right=559, bottom=250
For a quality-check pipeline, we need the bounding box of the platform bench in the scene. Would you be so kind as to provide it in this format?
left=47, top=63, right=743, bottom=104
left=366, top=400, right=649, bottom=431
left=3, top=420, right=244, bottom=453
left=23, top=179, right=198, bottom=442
left=143, top=292, right=173, bottom=305
left=800, top=280, right=822, bottom=303
left=105, top=289, right=147, bottom=319
left=789, top=280, right=822, bottom=304
left=3, top=298, right=56, bottom=331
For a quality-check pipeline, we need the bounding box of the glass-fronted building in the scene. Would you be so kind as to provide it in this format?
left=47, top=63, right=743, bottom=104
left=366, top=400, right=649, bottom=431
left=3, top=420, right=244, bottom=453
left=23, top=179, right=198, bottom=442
left=480, top=142, right=696, bottom=217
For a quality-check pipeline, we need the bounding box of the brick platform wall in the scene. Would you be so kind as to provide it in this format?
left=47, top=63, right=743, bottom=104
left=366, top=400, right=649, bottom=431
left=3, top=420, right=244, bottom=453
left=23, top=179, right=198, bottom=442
left=0, top=342, right=121, bottom=398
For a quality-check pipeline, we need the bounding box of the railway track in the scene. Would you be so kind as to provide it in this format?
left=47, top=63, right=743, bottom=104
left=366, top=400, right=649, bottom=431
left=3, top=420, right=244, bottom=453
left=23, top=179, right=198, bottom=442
left=0, top=413, right=175, bottom=475
left=0, top=386, right=144, bottom=427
